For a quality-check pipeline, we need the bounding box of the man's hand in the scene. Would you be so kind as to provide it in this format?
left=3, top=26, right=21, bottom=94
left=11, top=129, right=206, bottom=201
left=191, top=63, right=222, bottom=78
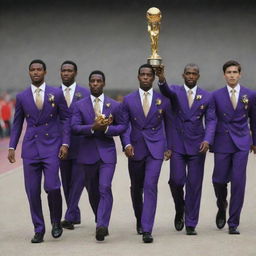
left=124, top=145, right=134, bottom=158
left=164, top=149, right=172, bottom=161
left=8, top=149, right=16, bottom=163
left=199, top=141, right=209, bottom=153
left=155, top=64, right=166, bottom=83
left=92, top=119, right=108, bottom=132
left=250, top=145, right=256, bottom=154
left=59, top=145, right=69, bottom=160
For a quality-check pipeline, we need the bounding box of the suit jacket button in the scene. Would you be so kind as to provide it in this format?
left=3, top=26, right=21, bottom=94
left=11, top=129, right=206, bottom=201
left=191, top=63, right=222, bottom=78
left=45, top=133, right=49, bottom=136
left=225, top=130, right=229, bottom=133
left=50, top=114, right=53, bottom=117
left=223, top=113, right=226, bottom=116
left=34, top=135, right=38, bottom=138
left=45, top=123, right=48, bottom=126
left=26, top=114, right=30, bottom=118
left=152, top=128, right=155, bottom=130
left=134, top=117, right=136, bottom=120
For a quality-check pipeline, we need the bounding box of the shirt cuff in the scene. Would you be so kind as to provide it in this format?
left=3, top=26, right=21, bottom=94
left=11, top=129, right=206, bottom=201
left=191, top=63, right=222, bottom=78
left=125, top=144, right=131, bottom=149
left=62, top=144, right=69, bottom=148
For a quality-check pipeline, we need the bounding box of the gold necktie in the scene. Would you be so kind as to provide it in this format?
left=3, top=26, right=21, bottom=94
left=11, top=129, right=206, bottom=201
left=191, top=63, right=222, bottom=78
left=143, top=92, right=150, bottom=117
left=94, top=97, right=101, bottom=116
left=65, top=87, right=71, bottom=107
left=231, top=89, right=237, bottom=109
left=35, top=88, right=43, bottom=110
left=187, top=89, right=194, bottom=108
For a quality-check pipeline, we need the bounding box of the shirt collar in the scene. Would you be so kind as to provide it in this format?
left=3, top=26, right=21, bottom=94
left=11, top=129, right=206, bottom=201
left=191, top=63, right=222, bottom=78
left=183, top=84, right=197, bottom=95
left=31, top=82, right=46, bottom=93
left=90, top=93, right=104, bottom=103
left=139, top=88, right=153, bottom=97
left=61, top=82, right=76, bottom=91
left=226, top=84, right=240, bottom=93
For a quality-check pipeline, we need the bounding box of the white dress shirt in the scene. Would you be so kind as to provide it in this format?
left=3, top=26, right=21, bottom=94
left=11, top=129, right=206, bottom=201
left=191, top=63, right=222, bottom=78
left=184, top=84, right=198, bottom=101
left=90, top=93, right=104, bottom=113
left=61, top=82, right=76, bottom=104
left=227, top=84, right=240, bottom=103
left=139, top=87, right=153, bottom=108
left=31, top=82, right=46, bottom=105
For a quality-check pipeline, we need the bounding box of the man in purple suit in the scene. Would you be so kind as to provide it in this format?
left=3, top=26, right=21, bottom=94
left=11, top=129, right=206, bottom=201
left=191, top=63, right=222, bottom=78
left=211, top=60, right=256, bottom=235
left=121, top=64, right=171, bottom=243
left=71, top=70, right=126, bottom=241
left=157, top=63, right=216, bottom=235
left=58, top=61, right=90, bottom=230
left=8, top=59, right=70, bottom=243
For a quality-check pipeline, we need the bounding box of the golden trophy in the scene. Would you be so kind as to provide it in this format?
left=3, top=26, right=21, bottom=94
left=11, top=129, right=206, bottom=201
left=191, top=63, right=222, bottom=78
left=146, top=7, right=162, bottom=67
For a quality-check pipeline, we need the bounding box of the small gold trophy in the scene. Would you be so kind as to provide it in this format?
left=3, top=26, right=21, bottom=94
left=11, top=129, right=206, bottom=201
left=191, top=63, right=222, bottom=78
left=146, top=7, right=162, bottom=67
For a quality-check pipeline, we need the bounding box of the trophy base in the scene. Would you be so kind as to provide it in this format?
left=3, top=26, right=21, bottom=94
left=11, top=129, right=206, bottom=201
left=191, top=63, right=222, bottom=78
left=147, top=58, right=162, bottom=67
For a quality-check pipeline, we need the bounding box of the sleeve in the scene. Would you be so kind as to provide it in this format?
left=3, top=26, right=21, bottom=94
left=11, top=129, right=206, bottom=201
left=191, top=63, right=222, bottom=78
left=203, top=94, right=217, bottom=145
left=9, top=94, right=25, bottom=149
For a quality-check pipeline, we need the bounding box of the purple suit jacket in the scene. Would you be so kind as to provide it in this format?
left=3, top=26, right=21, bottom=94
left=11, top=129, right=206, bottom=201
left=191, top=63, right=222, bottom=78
left=159, top=83, right=217, bottom=155
left=9, top=85, right=71, bottom=159
left=120, top=90, right=171, bottom=161
left=211, top=86, right=256, bottom=153
left=60, top=85, right=90, bottom=159
left=71, top=95, right=127, bottom=164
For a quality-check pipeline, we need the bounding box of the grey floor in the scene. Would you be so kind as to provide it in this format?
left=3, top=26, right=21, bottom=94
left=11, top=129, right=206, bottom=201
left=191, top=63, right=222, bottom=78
left=1, top=141, right=256, bottom=256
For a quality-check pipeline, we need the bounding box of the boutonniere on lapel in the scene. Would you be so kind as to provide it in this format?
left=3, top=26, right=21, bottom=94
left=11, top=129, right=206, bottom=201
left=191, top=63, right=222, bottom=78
left=196, top=95, right=202, bottom=100
left=241, top=95, right=249, bottom=109
left=74, top=92, right=83, bottom=100
left=156, top=98, right=162, bottom=106
left=200, top=105, right=205, bottom=110
left=106, top=103, right=111, bottom=108
left=48, top=93, right=55, bottom=107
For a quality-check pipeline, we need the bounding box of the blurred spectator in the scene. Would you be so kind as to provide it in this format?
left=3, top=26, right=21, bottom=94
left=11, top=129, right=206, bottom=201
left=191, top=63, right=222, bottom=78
left=0, top=92, right=14, bottom=138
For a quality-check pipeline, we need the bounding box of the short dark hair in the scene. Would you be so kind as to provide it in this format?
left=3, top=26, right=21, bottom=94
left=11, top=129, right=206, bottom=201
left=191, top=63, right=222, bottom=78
left=61, top=60, right=77, bottom=72
left=89, top=70, right=105, bottom=82
left=223, top=60, right=241, bottom=73
left=29, top=59, right=46, bottom=71
left=138, top=64, right=155, bottom=76
left=184, top=63, right=200, bottom=73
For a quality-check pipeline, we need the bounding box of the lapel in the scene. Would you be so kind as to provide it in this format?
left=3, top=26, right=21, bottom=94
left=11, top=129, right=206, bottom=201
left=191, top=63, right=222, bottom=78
left=144, top=91, right=158, bottom=123
left=177, top=86, right=190, bottom=118
left=189, top=87, right=204, bottom=116
left=102, top=96, right=112, bottom=117
left=37, top=85, right=52, bottom=123
left=134, top=90, right=147, bottom=124
left=222, top=86, right=236, bottom=116
left=234, top=86, right=246, bottom=113
left=84, top=96, right=95, bottom=122
left=71, top=85, right=83, bottom=107
left=27, top=87, right=40, bottom=116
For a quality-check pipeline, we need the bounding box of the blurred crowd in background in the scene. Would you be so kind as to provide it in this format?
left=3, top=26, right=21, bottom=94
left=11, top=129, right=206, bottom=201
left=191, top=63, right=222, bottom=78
left=0, top=91, right=15, bottom=139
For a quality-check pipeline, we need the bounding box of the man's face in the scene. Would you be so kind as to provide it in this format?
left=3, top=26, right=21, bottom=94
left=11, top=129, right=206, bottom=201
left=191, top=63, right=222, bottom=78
left=182, top=67, right=200, bottom=88
left=89, top=74, right=105, bottom=97
left=61, top=64, right=77, bottom=86
left=138, top=67, right=155, bottom=91
left=29, top=63, right=46, bottom=86
left=224, top=66, right=241, bottom=88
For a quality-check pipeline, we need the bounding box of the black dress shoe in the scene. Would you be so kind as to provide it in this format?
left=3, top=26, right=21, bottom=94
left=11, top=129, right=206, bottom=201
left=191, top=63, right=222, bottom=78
left=136, top=226, right=143, bottom=235
left=61, top=220, right=74, bottom=230
left=51, top=222, right=63, bottom=238
left=174, top=213, right=184, bottom=231
left=73, top=221, right=81, bottom=225
left=96, top=226, right=109, bottom=241
left=136, top=221, right=143, bottom=235
left=229, top=227, right=240, bottom=235
left=186, top=226, right=197, bottom=235
left=216, top=209, right=226, bottom=229
left=31, top=232, right=44, bottom=243
left=142, top=232, right=153, bottom=243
